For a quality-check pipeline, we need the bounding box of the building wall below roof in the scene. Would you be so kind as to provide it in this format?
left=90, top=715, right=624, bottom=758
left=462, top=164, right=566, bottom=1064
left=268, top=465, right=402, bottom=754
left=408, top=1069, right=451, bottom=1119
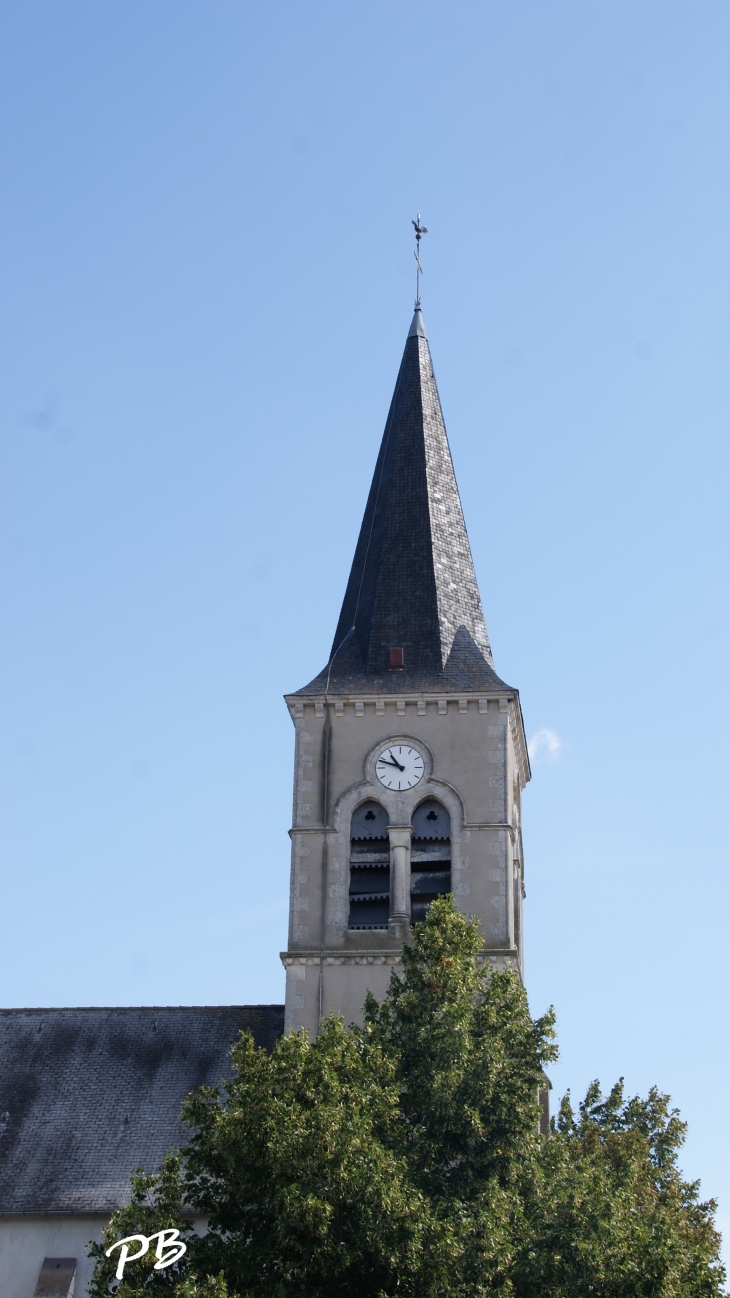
left=0, top=1215, right=105, bottom=1297
left=0, top=1214, right=209, bottom=1297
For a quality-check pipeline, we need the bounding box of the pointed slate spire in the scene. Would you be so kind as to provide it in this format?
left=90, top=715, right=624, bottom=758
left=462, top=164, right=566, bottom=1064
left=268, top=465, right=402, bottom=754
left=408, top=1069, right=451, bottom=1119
left=296, top=309, right=513, bottom=695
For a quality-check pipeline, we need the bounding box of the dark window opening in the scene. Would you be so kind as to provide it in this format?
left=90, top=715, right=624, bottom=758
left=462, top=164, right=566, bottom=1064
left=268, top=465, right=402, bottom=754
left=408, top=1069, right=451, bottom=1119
left=389, top=646, right=405, bottom=669
left=348, top=800, right=389, bottom=930
left=410, top=798, right=451, bottom=924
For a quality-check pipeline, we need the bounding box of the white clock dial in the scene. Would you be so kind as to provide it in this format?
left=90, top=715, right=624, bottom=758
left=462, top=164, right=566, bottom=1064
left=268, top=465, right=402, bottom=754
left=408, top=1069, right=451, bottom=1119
left=375, top=743, right=425, bottom=791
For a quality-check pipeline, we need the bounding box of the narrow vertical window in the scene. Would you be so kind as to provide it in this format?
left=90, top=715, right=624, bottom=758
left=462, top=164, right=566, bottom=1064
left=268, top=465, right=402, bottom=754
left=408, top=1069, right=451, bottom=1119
left=410, top=799, right=451, bottom=923
left=348, top=801, right=390, bottom=930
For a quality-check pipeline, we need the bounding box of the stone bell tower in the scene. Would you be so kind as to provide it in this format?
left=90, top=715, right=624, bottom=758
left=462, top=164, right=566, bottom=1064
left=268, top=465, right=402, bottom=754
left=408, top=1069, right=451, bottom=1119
left=281, top=307, right=530, bottom=1035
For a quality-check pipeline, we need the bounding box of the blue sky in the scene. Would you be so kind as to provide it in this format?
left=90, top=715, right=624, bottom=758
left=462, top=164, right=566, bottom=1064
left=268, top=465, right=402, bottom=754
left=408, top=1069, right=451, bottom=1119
left=1, top=0, right=729, bottom=1245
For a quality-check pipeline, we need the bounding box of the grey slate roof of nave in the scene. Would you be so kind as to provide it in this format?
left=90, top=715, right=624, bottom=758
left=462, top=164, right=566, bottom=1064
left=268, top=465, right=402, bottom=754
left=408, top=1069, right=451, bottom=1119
left=294, top=310, right=516, bottom=698
left=0, top=1004, right=284, bottom=1214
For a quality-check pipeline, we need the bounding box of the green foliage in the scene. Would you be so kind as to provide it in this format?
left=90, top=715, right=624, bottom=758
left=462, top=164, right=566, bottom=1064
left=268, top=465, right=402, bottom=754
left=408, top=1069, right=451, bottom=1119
left=90, top=896, right=724, bottom=1298
left=515, top=1080, right=725, bottom=1298
left=364, top=896, right=556, bottom=1200
left=181, top=1014, right=429, bottom=1297
left=172, top=1281, right=232, bottom=1298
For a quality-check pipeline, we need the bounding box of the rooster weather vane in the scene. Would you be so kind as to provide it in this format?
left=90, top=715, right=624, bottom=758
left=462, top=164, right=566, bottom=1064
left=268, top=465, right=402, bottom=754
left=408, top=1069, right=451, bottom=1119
left=412, top=214, right=427, bottom=308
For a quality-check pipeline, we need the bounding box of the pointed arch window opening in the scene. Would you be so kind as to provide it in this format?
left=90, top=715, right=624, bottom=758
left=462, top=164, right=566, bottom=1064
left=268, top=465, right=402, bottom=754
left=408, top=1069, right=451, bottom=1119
left=348, top=800, right=390, bottom=930
left=410, top=798, right=451, bottom=924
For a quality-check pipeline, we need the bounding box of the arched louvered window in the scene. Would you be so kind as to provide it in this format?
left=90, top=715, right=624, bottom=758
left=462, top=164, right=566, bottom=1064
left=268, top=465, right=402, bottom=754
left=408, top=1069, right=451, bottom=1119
left=348, top=800, right=390, bottom=930
left=410, top=799, right=451, bottom=923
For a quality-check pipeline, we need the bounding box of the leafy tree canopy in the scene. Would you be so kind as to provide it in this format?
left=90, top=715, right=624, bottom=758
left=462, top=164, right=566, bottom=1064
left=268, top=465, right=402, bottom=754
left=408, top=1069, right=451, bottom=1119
left=89, top=897, right=724, bottom=1298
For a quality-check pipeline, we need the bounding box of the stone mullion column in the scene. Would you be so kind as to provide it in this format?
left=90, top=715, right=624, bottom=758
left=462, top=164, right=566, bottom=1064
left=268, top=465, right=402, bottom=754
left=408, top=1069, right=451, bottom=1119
left=388, top=826, right=412, bottom=939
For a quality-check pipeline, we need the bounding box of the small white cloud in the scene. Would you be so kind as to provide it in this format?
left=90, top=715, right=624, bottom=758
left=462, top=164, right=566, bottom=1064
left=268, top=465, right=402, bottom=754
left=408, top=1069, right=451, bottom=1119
left=528, top=728, right=562, bottom=763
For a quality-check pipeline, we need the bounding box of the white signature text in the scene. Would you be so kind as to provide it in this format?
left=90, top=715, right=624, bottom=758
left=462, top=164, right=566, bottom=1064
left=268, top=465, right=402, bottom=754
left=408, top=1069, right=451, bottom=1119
left=105, top=1228, right=187, bottom=1279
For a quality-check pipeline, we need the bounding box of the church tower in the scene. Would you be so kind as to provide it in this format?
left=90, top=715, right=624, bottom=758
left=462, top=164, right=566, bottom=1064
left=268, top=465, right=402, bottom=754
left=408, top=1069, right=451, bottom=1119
left=282, top=307, right=530, bottom=1035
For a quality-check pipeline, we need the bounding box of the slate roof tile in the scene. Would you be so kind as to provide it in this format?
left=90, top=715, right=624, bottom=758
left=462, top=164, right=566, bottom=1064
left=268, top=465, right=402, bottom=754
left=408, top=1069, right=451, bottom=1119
left=0, top=1005, right=283, bottom=1214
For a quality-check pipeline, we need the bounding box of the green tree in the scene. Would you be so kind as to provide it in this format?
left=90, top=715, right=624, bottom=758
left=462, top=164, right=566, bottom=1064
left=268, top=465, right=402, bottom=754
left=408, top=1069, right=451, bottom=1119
left=361, top=896, right=557, bottom=1296
left=89, top=897, right=724, bottom=1298
left=515, top=1080, right=724, bottom=1298
left=179, top=1014, right=431, bottom=1298
left=89, top=1019, right=430, bottom=1298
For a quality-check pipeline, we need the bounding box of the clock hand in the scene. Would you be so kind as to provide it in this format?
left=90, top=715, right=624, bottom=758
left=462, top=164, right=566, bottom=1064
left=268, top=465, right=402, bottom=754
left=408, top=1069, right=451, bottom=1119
left=388, top=750, right=406, bottom=771
left=378, top=757, right=402, bottom=770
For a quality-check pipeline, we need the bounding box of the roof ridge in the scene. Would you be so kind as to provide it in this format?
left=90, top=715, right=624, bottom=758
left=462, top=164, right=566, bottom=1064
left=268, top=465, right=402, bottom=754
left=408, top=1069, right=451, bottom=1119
left=0, top=1003, right=285, bottom=1013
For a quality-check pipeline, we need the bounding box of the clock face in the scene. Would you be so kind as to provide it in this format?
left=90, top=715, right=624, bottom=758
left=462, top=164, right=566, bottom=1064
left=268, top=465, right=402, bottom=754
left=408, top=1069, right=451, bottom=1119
left=375, top=743, right=425, bottom=791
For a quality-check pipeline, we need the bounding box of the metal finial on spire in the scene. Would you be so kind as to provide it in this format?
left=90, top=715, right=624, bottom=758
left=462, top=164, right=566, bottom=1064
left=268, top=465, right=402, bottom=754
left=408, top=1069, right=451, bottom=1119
left=412, top=213, right=427, bottom=307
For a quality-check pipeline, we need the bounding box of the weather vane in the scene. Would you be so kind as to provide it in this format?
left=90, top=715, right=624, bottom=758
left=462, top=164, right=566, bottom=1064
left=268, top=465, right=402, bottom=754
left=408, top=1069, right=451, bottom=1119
left=412, top=213, right=427, bottom=308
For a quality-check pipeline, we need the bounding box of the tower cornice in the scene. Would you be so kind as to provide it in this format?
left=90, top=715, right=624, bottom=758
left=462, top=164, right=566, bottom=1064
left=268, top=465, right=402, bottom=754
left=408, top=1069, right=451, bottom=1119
left=284, top=690, right=531, bottom=792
